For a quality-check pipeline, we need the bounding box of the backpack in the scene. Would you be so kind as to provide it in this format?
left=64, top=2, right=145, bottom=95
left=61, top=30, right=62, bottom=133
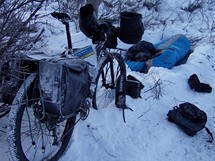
left=167, top=102, right=213, bottom=142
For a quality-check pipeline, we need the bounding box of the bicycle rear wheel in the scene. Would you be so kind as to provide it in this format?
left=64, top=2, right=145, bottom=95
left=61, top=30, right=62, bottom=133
left=8, top=73, right=76, bottom=161
left=93, top=53, right=126, bottom=109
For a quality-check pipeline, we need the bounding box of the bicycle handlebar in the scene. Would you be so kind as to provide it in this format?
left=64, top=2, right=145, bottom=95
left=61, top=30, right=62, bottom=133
left=51, top=10, right=118, bottom=50
left=95, top=23, right=119, bottom=49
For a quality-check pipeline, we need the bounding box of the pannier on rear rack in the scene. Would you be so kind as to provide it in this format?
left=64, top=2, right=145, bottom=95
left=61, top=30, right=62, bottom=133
left=1, top=58, right=39, bottom=104
left=39, top=58, right=91, bottom=117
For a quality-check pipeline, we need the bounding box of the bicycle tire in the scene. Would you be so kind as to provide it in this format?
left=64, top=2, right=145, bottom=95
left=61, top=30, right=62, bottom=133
left=8, top=73, right=76, bottom=161
left=93, top=52, right=126, bottom=110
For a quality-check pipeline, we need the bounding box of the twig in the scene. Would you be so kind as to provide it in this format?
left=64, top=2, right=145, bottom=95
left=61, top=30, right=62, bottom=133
left=0, top=129, right=6, bottom=133
left=105, top=149, right=116, bottom=158
left=144, top=78, right=163, bottom=100
left=144, top=78, right=162, bottom=93
left=138, top=108, right=151, bottom=119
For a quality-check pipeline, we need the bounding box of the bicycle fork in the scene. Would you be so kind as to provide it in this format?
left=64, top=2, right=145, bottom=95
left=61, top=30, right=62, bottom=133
left=115, top=74, right=126, bottom=109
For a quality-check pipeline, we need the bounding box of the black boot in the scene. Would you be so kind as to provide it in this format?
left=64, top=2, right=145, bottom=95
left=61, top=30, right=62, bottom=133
left=199, top=83, right=212, bottom=93
left=188, top=74, right=212, bottom=93
left=188, top=74, right=201, bottom=91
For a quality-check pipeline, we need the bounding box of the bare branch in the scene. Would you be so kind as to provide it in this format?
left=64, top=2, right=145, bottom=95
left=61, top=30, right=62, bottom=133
left=0, top=0, right=46, bottom=63
left=105, top=149, right=116, bottom=158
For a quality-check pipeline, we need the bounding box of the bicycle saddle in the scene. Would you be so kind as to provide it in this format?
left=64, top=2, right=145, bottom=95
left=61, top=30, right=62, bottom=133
left=51, top=12, right=70, bottom=21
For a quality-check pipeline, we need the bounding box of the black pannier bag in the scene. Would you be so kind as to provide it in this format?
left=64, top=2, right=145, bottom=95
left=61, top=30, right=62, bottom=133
left=167, top=102, right=213, bottom=142
left=39, top=58, right=90, bottom=117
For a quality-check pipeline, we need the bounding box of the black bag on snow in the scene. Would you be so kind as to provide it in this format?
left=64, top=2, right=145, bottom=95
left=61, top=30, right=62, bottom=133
left=167, top=102, right=213, bottom=142
left=39, top=58, right=90, bottom=117
left=126, top=75, right=144, bottom=98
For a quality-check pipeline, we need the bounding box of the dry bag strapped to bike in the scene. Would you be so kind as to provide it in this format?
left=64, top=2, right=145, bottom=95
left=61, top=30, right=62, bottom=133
left=167, top=102, right=213, bottom=142
left=39, top=58, right=90, bottom=117
left=118, top=12, right=144, bottom=44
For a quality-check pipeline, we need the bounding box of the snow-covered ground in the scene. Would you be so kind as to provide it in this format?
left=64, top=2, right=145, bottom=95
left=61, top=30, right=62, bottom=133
left=1, top=0, right=215, bottom=161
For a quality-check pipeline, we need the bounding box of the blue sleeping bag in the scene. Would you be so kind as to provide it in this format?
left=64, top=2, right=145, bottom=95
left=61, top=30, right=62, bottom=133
left=126, top=34, right=190, bottom=72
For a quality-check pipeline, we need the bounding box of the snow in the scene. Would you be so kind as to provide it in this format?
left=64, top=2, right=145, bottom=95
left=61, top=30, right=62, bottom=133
left=1, top=1, right=215, bottom=161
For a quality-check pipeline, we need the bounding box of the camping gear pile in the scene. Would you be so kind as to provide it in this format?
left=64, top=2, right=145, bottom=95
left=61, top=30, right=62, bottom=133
left=79, top=5, right=191, bottom=73
left=79, top=3, right=214, bottom=142
left=126, top=34, right=191, bottom=73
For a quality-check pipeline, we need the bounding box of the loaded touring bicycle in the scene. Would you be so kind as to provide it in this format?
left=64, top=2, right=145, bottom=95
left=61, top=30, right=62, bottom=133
left=1, top=6, right=128, bottom=161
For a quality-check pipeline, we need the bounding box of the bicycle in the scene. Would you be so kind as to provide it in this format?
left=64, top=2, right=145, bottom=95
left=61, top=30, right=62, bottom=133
left=6, top=11, right=127, bottom=161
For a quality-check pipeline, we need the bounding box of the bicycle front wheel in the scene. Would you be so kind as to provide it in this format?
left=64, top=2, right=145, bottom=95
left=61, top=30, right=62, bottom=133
left=8, top=73, right=76, bottom=161
left=93, top=53, right=126, bottom=110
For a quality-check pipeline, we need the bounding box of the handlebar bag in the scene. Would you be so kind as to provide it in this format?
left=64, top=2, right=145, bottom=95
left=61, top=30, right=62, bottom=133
left=39, top=58, right=90, bottom=117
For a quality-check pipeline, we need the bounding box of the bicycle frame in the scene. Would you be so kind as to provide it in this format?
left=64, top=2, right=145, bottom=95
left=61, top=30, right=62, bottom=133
left=51, top=12, right=74, bottom=55
left=6, top=10, right=127, bottom=161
